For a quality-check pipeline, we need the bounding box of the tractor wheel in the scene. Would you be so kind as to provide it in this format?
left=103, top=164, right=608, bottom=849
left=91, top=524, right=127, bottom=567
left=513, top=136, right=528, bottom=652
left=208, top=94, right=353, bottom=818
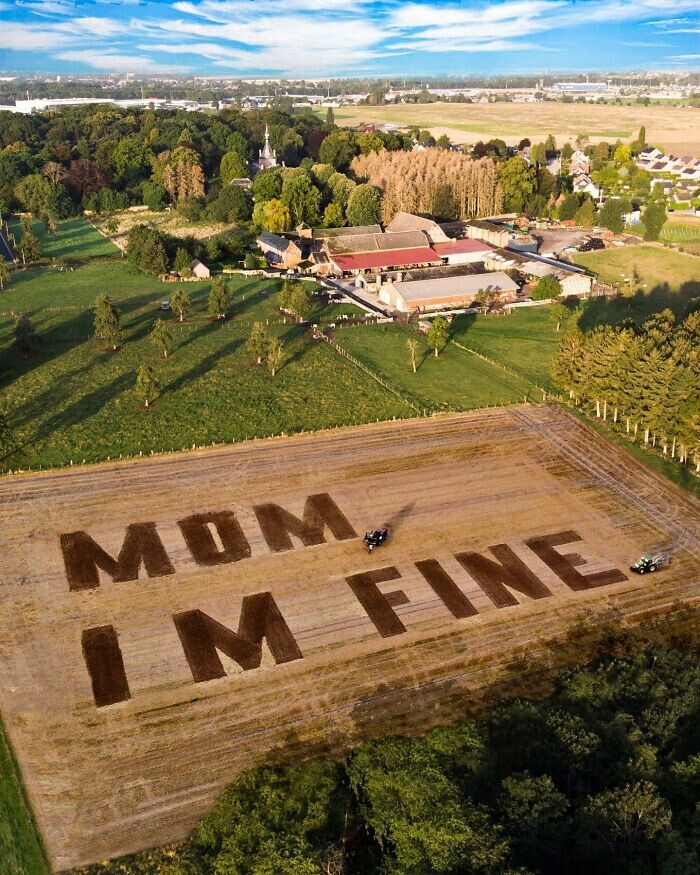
left=649, top=564, right=656, bottom=572
left=638, top=567, right=645, bottom=574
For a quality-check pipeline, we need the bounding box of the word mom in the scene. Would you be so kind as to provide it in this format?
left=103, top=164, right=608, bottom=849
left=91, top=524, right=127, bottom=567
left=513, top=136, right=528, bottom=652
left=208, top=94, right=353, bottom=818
left=58, top=494, right=628, bottom=708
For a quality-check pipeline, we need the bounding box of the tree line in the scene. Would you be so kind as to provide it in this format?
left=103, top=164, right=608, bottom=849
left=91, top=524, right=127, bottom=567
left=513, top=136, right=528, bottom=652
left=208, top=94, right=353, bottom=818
left=551, top=309, right=700, bottom=470
left=77, top=644, right=700, bottom=875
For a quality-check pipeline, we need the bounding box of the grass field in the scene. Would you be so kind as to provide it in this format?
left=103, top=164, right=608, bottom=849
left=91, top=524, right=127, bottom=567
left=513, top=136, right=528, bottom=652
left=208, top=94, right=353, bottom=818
left=7, top=218, right=120, bottom=262
left=334, top=323, right=534, bottom=411
left=323, top=101, right=700, bottom=153
left=0, top=263, right=406, bottom=471
left=450, top=307, right=563, bottom=390
left=573, top=245, right=700, bottom=323
left=0, top=405, right=697, bottom=869
left=0, top=719, right=47, bottom=875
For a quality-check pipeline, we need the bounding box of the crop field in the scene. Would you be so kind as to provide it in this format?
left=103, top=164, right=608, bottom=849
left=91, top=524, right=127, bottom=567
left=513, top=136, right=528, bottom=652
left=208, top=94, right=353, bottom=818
left=0, top=404, right=698, bottom=870
left=325, top=101, right=700, bottom=153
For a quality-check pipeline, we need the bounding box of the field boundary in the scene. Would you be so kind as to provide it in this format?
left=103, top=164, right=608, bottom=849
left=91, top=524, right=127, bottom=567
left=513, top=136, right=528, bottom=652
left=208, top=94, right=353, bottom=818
left=0, top=712, right=50, bottom=875
left=319, top=333, right=425, bottom=414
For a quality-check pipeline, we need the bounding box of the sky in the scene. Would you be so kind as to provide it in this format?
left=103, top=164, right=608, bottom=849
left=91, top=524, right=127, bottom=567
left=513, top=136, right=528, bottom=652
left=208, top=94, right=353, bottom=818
left=0, top=0, right=699, bottom=78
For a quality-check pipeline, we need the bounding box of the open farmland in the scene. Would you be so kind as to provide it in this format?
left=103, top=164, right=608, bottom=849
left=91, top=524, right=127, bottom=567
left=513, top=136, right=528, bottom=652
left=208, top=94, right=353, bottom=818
left=0, top=404, right=697, bottom=870
left=0, top=263, right=400, bottom=471
left=328, top=101, right=700, bottom=153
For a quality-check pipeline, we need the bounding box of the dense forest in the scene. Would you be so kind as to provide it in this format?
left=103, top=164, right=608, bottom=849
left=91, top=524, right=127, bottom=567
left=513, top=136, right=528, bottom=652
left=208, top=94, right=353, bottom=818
left=79, top=643, right=700, bottom=875
left=551, top=309, right=700, bottom=471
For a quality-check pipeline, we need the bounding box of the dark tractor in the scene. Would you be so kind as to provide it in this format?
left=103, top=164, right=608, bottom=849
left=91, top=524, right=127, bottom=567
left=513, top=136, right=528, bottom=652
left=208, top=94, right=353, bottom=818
left=630, top=554, right=672, bottom=574
left=363, top=527, right=389, bottom=553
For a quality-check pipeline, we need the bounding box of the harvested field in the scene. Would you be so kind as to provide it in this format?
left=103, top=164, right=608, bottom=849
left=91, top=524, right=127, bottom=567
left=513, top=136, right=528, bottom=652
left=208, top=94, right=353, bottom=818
left=0, top=404, right=698, bottom=870
left=326, top=102, right=700, bottom=153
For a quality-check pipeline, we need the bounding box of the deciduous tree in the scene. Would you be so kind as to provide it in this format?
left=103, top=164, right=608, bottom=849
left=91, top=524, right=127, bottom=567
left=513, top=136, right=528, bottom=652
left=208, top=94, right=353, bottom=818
left=170, top=287, right=190, bottom=322
left=135, top=363, right=160, bottom=408
left=150, top=319, right=174, bottom=358
left=207, top=277, right=230, bottom=320
left=426, top=315, right=449, bottom=357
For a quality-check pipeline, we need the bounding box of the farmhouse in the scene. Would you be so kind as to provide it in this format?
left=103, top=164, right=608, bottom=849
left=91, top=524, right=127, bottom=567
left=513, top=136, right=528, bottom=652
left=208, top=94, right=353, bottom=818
left=298, top=223, right=382, bottom=240
left=256, top=232, right=303, bottom=268
left=378, top=270, right=519, bottom=313
left=190, top=259, right=210, bottom=279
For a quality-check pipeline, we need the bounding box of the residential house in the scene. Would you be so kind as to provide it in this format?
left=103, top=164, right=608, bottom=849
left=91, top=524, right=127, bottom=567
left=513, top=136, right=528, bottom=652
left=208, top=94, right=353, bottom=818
left=572, top=173, right=601, bottom=200
left=569, top=149, right=590, bottom=175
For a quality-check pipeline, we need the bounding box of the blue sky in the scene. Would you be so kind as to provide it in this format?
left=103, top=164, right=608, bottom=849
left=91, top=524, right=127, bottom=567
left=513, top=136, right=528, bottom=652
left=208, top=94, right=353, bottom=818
left=1, top=0, right=698, bottom=77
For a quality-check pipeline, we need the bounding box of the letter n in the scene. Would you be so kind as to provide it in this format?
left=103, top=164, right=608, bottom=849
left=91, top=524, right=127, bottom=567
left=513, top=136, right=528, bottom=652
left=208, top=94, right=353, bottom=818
left=456, top=544, right=551, bottom=608
left=254, top=492, right=357, bottom=552
left=173, top=593, right=303, bottom=683
left=60, top=523, right=175, bottom=591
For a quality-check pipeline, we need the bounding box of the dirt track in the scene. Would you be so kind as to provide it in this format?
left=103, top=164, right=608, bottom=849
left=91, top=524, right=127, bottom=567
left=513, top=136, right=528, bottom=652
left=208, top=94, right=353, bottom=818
left=0, top=405, right=698, bottom=870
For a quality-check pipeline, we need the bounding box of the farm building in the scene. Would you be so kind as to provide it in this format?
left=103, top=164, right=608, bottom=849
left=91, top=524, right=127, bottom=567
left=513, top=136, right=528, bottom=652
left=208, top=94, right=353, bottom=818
left=378, top=270, right=519, bottom=313
left=256, top=232, right=303, bottom=268
left=465, top=220, right=511, bottom=248
left=385, top=212, right=450, bottom=244
left=190, top=259, right=210, bottom=279
left=484, top=250, right=593, bottom=298
left=431, top=238, right=494, bottom=264
left=323, top=229, right=442, bottom=276
left=298, top=223, right=382, bottom=240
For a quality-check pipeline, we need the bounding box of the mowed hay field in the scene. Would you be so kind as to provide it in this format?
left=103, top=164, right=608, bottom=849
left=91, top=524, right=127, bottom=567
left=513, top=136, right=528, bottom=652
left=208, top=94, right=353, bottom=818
left=0, top=405, right=698, bottom=870
left=330, top=101, right=700, bottom=152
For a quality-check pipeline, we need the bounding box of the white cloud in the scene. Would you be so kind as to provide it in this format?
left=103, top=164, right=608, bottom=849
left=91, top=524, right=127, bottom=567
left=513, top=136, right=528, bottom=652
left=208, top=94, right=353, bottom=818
left=53, top=50, right=192, bottom=73
left=0, top=22, right=74, bottom=50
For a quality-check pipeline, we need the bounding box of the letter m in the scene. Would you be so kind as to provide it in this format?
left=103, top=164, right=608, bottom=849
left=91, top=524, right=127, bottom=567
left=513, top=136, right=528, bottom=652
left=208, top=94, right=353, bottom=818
left=60, top=523, right=175, bottom=591
left=173, top=593, right=303, bottom=683
left=254, top=492, right=357, bottom=552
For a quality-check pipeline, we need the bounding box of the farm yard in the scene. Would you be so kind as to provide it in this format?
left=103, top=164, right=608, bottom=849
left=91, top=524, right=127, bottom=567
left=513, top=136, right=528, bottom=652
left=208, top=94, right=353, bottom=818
left=326, top=101, right=700, bottom=153
left=0, top=405, right=697, bottom=870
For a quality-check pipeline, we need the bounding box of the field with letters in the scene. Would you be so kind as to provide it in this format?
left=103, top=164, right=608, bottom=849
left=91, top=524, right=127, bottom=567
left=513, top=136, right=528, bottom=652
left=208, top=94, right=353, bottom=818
left=0, top=405, right=698, bottom=871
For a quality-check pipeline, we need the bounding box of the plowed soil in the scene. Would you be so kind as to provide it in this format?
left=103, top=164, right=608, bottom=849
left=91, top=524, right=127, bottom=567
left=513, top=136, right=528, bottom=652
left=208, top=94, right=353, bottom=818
left=0, top=405, right=698, bottom=870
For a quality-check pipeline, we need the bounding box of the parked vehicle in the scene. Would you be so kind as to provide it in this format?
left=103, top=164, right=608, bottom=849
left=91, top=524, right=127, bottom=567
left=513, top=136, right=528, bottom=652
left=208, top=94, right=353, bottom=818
left=160, top=300, right=171, bottom=311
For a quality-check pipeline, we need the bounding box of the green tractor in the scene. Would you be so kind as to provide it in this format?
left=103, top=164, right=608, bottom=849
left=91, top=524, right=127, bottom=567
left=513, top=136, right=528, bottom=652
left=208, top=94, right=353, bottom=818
left=630, top=554, right=671, bottom=574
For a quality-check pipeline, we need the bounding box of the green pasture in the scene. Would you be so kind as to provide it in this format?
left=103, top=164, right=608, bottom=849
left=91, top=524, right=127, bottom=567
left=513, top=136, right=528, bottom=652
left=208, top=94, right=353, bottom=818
left=334, top=323, right=533, bottom=411
left=7, top=217, right=120, bottom=262
left=0, top=265, right=407, bottom=471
